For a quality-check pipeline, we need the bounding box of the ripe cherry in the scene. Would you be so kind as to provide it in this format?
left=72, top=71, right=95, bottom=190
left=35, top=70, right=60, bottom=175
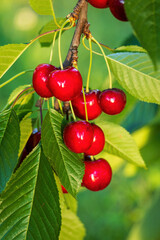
left=63, top=121, right=93, bottom=153
left=84, top=124, right=105, bottom=156
left=99, top=88, right=126, bottom=115
left=88, top=0, right=109, bottom=8
left=109, top=0, right=128, bottom=21
left=48, top=67, right=83, bottom=101
left=72, top=89, right=102, bottom=120
left=61, top=185, right=68, bottom=194
left=32, top=64, right=57, bottom=98
left=82, top=158, right=112, bottom=191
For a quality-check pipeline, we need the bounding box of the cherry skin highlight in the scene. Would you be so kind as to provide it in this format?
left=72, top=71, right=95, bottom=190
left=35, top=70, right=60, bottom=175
left=88, top=0, right=109, bottom=8
left=109, top=0, right=128, bottom=21
left=48, top=67, right=83, bottom=101
left=82, top=159, right=112, bottom=191
left=32, top=63, right=57, bottom=98
left=72, top=89, right=102, bottom=120
left=99, top=88, right=126, bottom=115
left=84, top=124, right=105, bottom=156
left=63, top=121, right=94, bottom=153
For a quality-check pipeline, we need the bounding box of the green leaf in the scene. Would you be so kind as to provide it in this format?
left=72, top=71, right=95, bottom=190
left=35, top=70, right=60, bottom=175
left=59, top=208, right=86, bottom=240
left=114, top=45, right=146, bottom=53
left=41, top=109, right=84, bottom=197
left=0, top=146, right=61, bottom=239
left=122, top=101, right=158, bottom=133
left=99, top=121, right=146, bottom=168
left=18, top=115, right=32, bottom=157
left=39, top=18, right=67, bottom=47
left=0, top=109, right=20, bottom=193
left=107, top=52, right=160, bottom=104
left=29, top=0, right=54, bottom=15
left=0, top=44, right=28, bottom=79
left=125, top=0, right=160, bottom=68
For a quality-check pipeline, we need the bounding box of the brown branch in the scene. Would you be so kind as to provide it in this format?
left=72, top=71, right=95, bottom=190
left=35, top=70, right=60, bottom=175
left=63, top=0, right=88, bottom=68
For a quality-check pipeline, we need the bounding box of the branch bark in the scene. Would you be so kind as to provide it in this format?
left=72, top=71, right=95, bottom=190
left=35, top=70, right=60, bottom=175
left=63, top=0, right=88, bottom=68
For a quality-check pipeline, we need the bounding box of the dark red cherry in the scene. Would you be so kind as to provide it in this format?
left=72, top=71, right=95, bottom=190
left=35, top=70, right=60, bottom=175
left=84, top=124, right=105, bottom=156
left=48, top=67, right=83, bottom=101
left=32, top=64, right=57, bottom=98
left=72, top=89, right=102, bottom=120
left=61, top=185, right=68, bottom=194
left=82, top=158, right=112, bottom=191
left=63, top=121, right=93, bottom=153
left=88, top=0, right=109, bottom=8
left=25, top=130, right=41, bottom=153
left=99, top=88, right=126, bottom=115
left=109, top=0, right=128, bottom=21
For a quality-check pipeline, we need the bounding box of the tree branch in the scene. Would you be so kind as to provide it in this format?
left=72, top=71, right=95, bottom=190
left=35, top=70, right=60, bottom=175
left=63, top=0, right=88, bottom=68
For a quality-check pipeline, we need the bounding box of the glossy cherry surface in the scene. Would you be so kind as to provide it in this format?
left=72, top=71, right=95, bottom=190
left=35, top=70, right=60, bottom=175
left=82, top=158, right=112, bottom=191
left=84, top=124, right=105, bottom=156
left=32, top=63, right=57, bottom=98
left=109, top=0, right=128, bottom=21
left=99, top=88, right=126, bottom=115
left=63, top=121, right=93, bottom=153
left=61, top=185, right=68, bottom=194
left=72, top=89, right=102, bottom=120
left=88, top=0, right=109, bottom=8
left=48, top=67, right=83, bottom=101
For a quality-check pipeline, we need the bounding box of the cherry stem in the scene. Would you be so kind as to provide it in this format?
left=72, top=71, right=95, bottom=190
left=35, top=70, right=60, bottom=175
left=58, top=19, right=74, bottom=70
left=0, top=70, right=34, bottom=88
left=86, top=37, right=92, bottom=93
left=51, top=97, right=54, bottom=108
left=57, top=99, right=64, bottom=114
left=82, top=86, right=88, bottom=122
left=91, top=36, right=113, bottom=89
left=51, top=1, right=60, bottom=28
left=69, top=101, right=76, bottom=121
left=49, top=32, right=57, bottom=64
left=39, top=98, right=43, bottom=125
left=11, top=86, right=34, bottom=108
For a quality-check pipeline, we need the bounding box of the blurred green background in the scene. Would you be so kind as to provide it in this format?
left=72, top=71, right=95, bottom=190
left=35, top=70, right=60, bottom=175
left=0, top=0, right=160, bottom=239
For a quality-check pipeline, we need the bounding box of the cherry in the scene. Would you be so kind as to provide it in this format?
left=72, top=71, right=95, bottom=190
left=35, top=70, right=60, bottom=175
left=63, top=121, right=93, bottom=153
left=84, top=124, right=105, bottom=156
left=99, top=88, right=126, bottom=115
left=32, top=64, right=57, bottom=98
left=48, top=67, right=83, bottom=101
left=72, top=89, right=102, bottom=120
left=82, top=158, right=112, bottom=191
left=61, top=185, right=68, bottom=194
left=109, top=0, right=128, bottom=21
left=88, top=0, right=109, bottom=8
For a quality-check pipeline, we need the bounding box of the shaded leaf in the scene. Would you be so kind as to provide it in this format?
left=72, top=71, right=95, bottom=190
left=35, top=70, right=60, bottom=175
left=41, top=109, right=84, bottom=197
left=107, top=52, right=160, bottom=104
left=39, top=18, right=67, bottom=47
left=0, top=109, right=20, bottom=193
left=99, top=121, right=146, bottom=168
left=0, top=146, right=61, bottom=239
left=125, top=0, right=160, bottom=68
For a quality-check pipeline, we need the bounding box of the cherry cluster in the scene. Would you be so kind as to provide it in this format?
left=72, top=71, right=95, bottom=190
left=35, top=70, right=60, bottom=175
left=32, top=62, right=126, bottom=192
left=88, top=0, right=128, bottom=22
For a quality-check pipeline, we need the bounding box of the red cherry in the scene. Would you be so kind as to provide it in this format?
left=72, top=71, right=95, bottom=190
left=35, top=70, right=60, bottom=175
left=63, top=121, right=93, bottom=153
left=72, top=89, right=102, bottom=120
left=109, top=0, right=128, bottom=21
left=61, top=185, right=68, bottom=194
left=84, top=124, right=105, bottom=156
left=82, top=159, right=112, bottom=191
left=32, top=64, right=57, bottom=98
left=88, top=0, right=109, bottom=8
left=48, top=67, right=83, bottom=101
left=99, top=88, right=126, bottom=115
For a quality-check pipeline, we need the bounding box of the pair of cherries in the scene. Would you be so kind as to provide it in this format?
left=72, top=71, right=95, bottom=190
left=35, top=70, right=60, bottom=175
left=32, top=64, right=83, bottom=101
left=88, top=0, right=128, bottom=22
